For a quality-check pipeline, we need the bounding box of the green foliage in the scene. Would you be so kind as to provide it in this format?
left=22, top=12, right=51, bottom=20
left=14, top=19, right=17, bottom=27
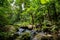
left=0, top=0, right=60, bottom=40
left=40, top=0, right=50, bottom=4
left=0, top=13, right=9, bottom=26
left=19, top=32, right=31, bottom=40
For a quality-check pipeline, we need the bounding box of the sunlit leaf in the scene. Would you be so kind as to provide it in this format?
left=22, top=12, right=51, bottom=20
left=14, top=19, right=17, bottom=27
left=40, top=0, right=50, bottom=4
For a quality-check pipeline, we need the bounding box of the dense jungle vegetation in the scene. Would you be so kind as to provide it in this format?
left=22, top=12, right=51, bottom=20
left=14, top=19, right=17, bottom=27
left=0, top=0, right=60, bottom=40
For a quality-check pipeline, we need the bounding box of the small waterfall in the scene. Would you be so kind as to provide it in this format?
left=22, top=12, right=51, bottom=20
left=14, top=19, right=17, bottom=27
left=22, top=3, right=25, bottom=10
left=11, top=0, right=16, bottom=6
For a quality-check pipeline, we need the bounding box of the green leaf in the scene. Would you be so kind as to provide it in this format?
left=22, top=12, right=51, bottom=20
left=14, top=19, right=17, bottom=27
left=40, top=0, right=50, bottom=4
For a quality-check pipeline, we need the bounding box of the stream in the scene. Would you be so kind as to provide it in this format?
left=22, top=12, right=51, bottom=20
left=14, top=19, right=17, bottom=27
left=15, top=27, right=46, bottom=40
left=12, top=26, right=60, bottom=40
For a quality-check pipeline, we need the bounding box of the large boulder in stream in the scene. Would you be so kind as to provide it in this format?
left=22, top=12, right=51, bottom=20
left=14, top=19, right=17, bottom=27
left=33, top=33, right=53, bottom=40
left=15, top=32, right=31, bottom=40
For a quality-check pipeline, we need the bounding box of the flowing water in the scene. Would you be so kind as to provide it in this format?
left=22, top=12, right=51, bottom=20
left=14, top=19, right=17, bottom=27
left=15, top=27, right=46, bottom=40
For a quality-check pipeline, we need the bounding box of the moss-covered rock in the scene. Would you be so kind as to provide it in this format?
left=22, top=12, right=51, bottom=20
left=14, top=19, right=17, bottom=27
left=15, top=32, right=31, bottom=40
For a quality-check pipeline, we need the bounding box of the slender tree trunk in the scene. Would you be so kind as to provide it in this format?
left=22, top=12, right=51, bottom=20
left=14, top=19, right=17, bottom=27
left=52, top=2, right=57, bottom=22
left=47, top=6, right=52, bottom=21
left=47, top=2, right=58, bottom=23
